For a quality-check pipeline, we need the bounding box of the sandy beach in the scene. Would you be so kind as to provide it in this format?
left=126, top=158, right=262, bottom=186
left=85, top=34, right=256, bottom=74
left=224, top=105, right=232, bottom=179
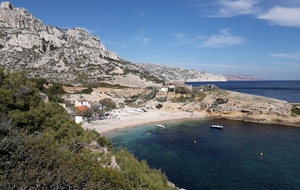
left=82, top=108, right=207, bottom=135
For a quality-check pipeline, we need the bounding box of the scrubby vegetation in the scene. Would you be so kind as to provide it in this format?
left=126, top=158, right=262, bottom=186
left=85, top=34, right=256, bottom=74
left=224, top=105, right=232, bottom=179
left=175, top=86, right=190, bottom=94
left=99, top=97, right=117, bottom=110
left=80, top=86, right=93, bottom=94
left=98, top=82, right=129, bottom=89
left=0, top=67, right=176, bottom=190
left=292, top=106, right=300, bottom=116
left=156, top=104, right=163, bottom=109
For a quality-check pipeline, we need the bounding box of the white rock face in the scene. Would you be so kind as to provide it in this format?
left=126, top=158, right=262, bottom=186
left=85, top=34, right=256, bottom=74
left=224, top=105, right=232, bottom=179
left=0, top=2, right=226, bottom=87
left=0, top=2, right=14, bottom=10
left=136, top=63, right=227, bottom=82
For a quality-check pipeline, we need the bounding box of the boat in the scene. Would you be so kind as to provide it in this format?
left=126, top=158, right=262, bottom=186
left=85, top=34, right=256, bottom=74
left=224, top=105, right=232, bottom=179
left=156, top=124, right=167, bottom=129
left=211, top=124, right=223, bottom=129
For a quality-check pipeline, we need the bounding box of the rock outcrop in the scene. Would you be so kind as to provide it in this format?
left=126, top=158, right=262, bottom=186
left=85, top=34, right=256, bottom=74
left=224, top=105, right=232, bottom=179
left=0, top=2, right=226, bottom=87
left=200, top=89, right=300, bottom=126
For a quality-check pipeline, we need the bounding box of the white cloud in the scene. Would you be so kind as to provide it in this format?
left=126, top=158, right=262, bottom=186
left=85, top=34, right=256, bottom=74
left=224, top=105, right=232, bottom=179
left=171, top=33, right=198, bottom=45
left=199, top=28, right=245, bottom=47
left=134, top=7, right=145, bottom=16
left=211, top=0, right=260, bottom=17
left=258, top=7, right=300, bottom=27
left=134, top=28, right=151, bottom=46
left=141, top=37, right=151, bottom=45
left=271, top=52, right=300, bottom=59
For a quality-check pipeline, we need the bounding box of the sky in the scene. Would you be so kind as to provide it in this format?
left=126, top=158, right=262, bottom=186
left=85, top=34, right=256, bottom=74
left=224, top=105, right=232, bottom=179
left=5, top=0, right=300, bottom=80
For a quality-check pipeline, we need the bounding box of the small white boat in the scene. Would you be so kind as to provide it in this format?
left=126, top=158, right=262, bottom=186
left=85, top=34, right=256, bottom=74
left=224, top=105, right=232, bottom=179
left=156, top=124, right=167, bottom=129
left=211, top=124, right=223, bottom=129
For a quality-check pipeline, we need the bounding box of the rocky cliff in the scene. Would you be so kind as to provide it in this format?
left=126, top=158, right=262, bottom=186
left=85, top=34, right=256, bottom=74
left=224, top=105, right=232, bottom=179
left=137, top=63, right=226, bottom=82
left=224, top=74, right=258, bottom=81
left=0, top=2, right=226, bottom=87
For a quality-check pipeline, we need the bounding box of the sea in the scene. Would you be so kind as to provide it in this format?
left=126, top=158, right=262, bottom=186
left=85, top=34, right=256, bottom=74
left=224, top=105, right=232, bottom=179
left=105, top=81, right=300, bottom=190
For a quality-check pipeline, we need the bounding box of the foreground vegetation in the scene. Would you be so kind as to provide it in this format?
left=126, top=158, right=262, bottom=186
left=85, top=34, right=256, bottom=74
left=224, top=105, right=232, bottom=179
left=0, top=67, right=176, bottom=189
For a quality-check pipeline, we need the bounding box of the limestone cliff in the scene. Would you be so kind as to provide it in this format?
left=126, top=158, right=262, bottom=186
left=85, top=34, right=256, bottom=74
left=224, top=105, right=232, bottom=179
left=0, top=2, right=226, bottom=87
left=137, top=63, right=226, bottom=82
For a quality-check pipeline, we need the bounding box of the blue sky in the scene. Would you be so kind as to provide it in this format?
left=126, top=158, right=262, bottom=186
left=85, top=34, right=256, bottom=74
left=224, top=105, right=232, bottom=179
left=6, top=0, right=300, bottom=80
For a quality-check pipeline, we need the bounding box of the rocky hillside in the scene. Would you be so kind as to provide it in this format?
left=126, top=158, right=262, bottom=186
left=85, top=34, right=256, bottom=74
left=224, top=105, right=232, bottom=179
left=224, top=74, right=258, bottom=81
left=0, top=2, right=226, bottom=87
left=137, top=63, right=226, bottom=82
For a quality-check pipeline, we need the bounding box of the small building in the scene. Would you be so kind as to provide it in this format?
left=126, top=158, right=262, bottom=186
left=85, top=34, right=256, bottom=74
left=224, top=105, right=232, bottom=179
left=168, top=85, right=175, bottom=92
left=160, top=85, right=169, bottom=92
left=74, top=106, right=93, bottom=123
left=75, top=116, right=83, bottom=124
left=75, top=99, right=91, bottom=108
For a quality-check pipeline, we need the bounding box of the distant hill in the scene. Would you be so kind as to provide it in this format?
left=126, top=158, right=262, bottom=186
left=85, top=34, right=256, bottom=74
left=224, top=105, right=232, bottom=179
left=223, top=75, right=259, bottom=81
left=0, top=2, right=226, bottom=87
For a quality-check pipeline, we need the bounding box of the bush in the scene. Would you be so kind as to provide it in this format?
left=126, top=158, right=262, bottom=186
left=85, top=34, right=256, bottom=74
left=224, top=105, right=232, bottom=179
left=124, top=99, right=137, bottom=104
left=97, top=136, right=113, bottom=149
left=47, top=83, right=65, bottom=95
left=215, top=98, right=227, bottom=104
left=197, top=93, right=207, bottom=101
left=175, top=86, right=190, bottom=94
left=99, top=98, right=116, bottom=110
left=156, top=97, right=167, bottom=102
left=156, top=103, right=163, bottom=109
left=171, top=95, right=188, bottom=103
left=80, top=86, right=93, bottom=94
left=292, top=106, right=300, bottom=115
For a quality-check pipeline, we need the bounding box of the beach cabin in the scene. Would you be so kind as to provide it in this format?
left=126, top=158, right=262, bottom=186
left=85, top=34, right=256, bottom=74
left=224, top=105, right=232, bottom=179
left=75, top=106, right=93, bottom=123
left=75, top=99, right=91, bottom=108
left=160, top=85, right=168, bottom=92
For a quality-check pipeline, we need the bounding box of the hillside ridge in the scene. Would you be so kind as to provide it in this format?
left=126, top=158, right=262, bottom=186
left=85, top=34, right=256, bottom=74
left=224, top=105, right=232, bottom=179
left=0, top=1, right=226, bottom=87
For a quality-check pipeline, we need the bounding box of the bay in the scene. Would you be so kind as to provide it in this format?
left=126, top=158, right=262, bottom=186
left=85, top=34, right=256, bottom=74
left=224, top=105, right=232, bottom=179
left=107, top=119, right=300, bottom=190
left=106, top=81, right=300, bottom=189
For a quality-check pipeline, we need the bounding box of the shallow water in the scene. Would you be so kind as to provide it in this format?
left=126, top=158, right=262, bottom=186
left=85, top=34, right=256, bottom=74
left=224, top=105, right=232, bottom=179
left=106, top=119, right=300, bottom=190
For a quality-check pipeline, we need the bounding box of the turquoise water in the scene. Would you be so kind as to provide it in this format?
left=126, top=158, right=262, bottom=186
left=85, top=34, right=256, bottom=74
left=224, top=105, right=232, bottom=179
left=106, top=119, right=300, bottom=190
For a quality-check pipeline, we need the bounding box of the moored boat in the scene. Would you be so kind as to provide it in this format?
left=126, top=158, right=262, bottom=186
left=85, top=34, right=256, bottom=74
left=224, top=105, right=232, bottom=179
left=156, top=124, right=167, bottom=129
left=211, top=124, right=223, bottom=129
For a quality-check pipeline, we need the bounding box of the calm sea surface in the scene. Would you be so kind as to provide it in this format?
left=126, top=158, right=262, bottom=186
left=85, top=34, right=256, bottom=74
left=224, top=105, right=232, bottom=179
left=185, top=80, right=300, bottom=103
left=106, top=81, right=300, bottom=190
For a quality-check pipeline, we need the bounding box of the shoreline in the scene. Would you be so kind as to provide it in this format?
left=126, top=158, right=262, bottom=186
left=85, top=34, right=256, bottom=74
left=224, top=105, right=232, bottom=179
left=82, top=109, right=207, bottom=135
left=82, top=108, right=300, bottom=136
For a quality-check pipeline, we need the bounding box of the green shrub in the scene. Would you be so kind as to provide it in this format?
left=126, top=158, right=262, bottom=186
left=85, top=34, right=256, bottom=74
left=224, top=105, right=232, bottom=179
left=156, top=103, right=163, bottom=109
left=292, top=107, right=300, bottom=115
left=99, top=97, right=116, bottom=110
left=171, top=95, right=187, bottom=103
left=124, top=99, right=137, bottom=104
left=197, top=93, right=207, bottom=101
left=0, top=66, right=177, bottom=190
left=97, top=136, right=113, bottom=149
left=98, top=82, right=128, bottom=89
left=80, top=86, right=93, bottom=94
left=175, top=86, right=190, bottom=94
left=156, top=97, right=167, bottom=102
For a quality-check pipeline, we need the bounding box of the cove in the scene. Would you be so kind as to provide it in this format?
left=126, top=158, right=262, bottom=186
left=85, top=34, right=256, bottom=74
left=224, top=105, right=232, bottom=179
left=106, top=118, right=300, bottom=190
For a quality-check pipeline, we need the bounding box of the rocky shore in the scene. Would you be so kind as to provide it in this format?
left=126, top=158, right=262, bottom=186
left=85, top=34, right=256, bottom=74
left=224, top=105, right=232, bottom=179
left=201, top=89, right=300, bottom=127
